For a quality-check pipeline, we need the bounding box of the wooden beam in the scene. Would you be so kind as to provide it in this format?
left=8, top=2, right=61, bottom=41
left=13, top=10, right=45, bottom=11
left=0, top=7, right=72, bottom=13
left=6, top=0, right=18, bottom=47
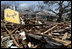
left=4, top=24, right=20, bottom=48
left=41, top=24, right=58, bottom=34
left=52, top=38, right=71, bottom=46
left=62, top=32, right=68, bottom=40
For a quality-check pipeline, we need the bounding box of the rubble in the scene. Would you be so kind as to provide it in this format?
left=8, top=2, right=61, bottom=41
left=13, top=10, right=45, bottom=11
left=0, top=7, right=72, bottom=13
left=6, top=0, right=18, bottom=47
left=1, top=17, right=71, bottom=48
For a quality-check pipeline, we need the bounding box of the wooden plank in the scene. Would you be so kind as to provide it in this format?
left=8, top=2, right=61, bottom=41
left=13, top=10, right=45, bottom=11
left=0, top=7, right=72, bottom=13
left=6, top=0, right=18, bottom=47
left=41, top=24, right=58, bottom=34
left=52, top=38, right=71, bottom=46
left=62, top=32, right=68, bottom=40
left=4, top=24, right=20, bottom=48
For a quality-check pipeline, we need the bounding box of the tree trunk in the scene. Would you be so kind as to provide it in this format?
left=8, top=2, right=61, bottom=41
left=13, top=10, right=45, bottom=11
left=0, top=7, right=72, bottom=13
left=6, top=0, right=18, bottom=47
left=57, top=1, right=63, bottom=22
left=58, top=13, right=62, bottom=22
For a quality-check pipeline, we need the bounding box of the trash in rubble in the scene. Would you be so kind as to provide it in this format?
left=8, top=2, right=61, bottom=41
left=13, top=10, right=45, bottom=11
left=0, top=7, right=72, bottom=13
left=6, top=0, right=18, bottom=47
left=35, top=26, right=39, bottom=28
left=38, top=21, right=42, bottom=24
left=69, top=25, right=71, bottom=28
left=20, top=17, right=24, bottom=21
left=1, top=36, right=3, bottom=38
left=35, top=21, right=42, bottom=24
left=6, top=40, right=13, bottom=48
left=67, top=34, right=71, bottom=39
left=20, top=17, right=25, bottom=25
left=10, top=46, right=18, bottom=48
left=65, top=27, right=70, bottom=30
left=28, top=42, right=32, bottom=48
left=15, top=34, right=19, bottom=39
left=52, top=33, right=60, bottom=35
left=2, top=36, right=10, bottom=42
left=16, top=30, right=20, bottom=33
left=21, top=21, right=25, bottom=25
left=19, top=31, right=26, bottom=40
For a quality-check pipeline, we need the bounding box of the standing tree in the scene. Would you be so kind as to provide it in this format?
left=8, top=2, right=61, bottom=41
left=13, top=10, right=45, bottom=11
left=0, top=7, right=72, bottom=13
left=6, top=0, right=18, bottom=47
left=43, top=1, right=71, bottom=22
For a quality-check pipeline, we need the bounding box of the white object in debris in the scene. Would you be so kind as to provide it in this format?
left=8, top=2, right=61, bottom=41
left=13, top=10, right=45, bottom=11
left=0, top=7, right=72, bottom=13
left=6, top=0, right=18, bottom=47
left=1, top=36, right=3, bottom=38
left=69, top=25, right=71, bottom=28
left=20, top=17, right=25, bottom=25
left=21, top=21, right=25, bottom=25
left=36, top=26, right=40, bottom=28
left=66, top=27, right=69, bottom=29
left=28, top=42, right=31, bottom=48
left=19, top=31, right=25, bottom=36
left=22, top=36, right=26, bottom=40
left=16, top=30, right=20, bottom=33
left=6, top=40, right=13, bottom=48
left=19, top=31, right=26, bottom=40
left=20, top=17, right=23, bottom=21
left=29, top=29, right=32, bottom=31
left=38, top=21, right=42, bottom=24
left=11, top=46, right=18, bottom=48
left=53, top=33, right=60, bottom=35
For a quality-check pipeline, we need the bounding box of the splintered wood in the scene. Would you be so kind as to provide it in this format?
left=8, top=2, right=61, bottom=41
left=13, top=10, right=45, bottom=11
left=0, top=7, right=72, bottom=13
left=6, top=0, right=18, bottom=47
left=1, top=19, right=71, bottom=48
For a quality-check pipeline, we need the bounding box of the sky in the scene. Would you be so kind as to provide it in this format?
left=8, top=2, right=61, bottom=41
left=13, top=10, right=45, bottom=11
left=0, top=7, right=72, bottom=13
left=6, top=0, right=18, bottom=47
left=1, top=1, right=69, bottom=9
left=18, top=1, right=41, bottom=9
left=1, top=1, right=42, bottom=8
left=1, top=1, right=44, bottom=12
left=1, top=1, right=69, bottom=14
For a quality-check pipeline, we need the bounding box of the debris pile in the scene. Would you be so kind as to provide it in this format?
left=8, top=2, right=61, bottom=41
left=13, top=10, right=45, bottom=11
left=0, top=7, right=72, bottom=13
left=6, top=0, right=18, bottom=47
left=1, top=18, right=71, bottom=48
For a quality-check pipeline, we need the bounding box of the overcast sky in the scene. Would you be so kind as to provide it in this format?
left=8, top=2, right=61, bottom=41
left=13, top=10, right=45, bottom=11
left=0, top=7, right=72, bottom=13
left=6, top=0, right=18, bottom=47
left=1, top=1, right=69, bottom=14
left=1, top=1, right=68, bottom=9
left=1, top=1, right=42, bottom=8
